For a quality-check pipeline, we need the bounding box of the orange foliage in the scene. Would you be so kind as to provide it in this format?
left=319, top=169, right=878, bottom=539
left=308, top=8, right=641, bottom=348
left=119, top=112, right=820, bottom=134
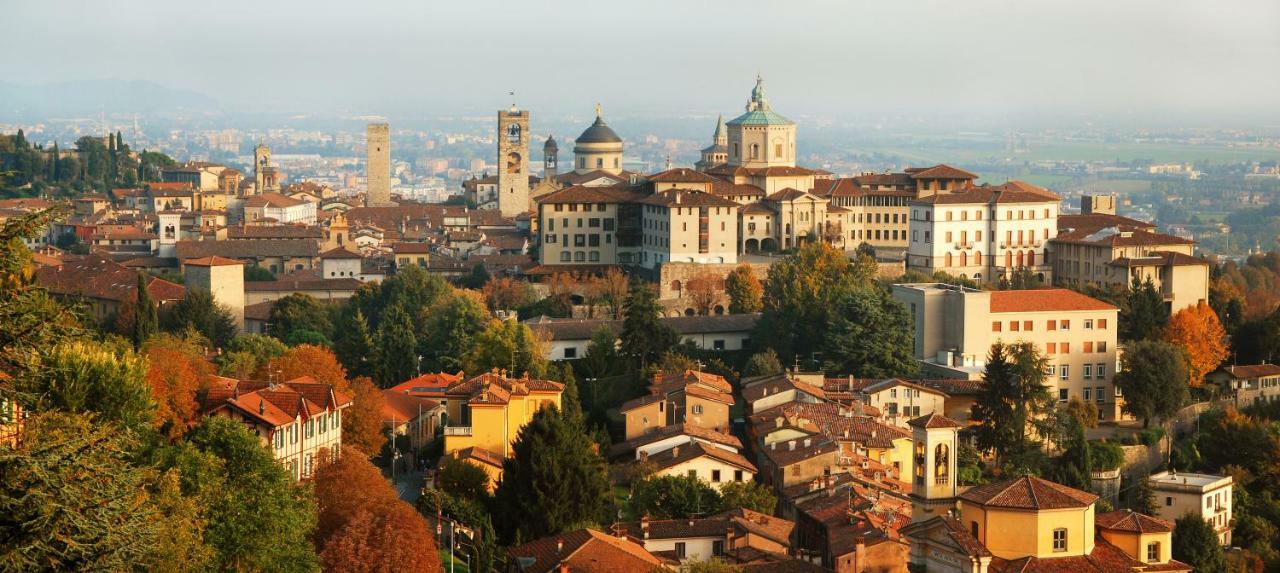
left=313, top=450, right=400, bottom=546
left=482, top=276, right=533, bottom=312
left=319, top=503, right=440, bottom=573
left=143, top=335, right=215, bottom=438
left=257, top=344, right=350, bottom=392
left=343, top=376, right=388, bottom=457
left=1162, top=303, right=1229, bottom=387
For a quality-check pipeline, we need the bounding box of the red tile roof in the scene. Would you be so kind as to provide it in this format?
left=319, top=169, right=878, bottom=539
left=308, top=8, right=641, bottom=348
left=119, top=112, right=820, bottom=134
left=507, top=529, right=662, bottom=573
left=184, top=256, right=244, bottom=267
left=380, top=390, right=440, bottom=422
left=909, top=164, right=979, bottom=180
left=34, top=253, right=185, bottom=304
left=1218, top=364, right=1280, bottom=379
left=990, top=537, right=1191, bottom=573
left=915, top=180, right=1059, bottom=205
left=908, top=413, right=962, bottom=429
left=988, top=289, right=1117, bottom=314
left=1095, top=510, right=1173, bottom=533
left=959, top=476, right=1098, bottom=510
left=637, top=188, right=740, bottom=209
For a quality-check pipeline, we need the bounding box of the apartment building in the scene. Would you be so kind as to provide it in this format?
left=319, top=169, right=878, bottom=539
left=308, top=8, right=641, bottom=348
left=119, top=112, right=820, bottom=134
left=892, top=283, right=1122, bottom=419
left=907, top=181, right=1060, bottom=285
left=638, top=188, right=739, bottom=268
left=442, top=370, right=564, bottom=486
left=1052, top=196, right=1208, bottom=313
left=536, top=185, right=644, bottom=266
left=621, top=370, right=734, bottom=440
left=1148, top=470, right=1233, bottom=545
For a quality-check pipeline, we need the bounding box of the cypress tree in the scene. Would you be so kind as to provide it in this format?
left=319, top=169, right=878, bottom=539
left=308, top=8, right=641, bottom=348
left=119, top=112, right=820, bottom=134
left=375, top=304, right=417, bottom=387
left=133, top=272, right=158, bottom=348
left=620, top=281, right=677, bottom=370
left=334, top=308, right=375, bottom=379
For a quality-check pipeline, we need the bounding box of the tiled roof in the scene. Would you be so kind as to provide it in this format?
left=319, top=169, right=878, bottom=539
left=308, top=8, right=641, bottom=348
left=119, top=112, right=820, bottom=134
left=742, top=373, right=826, bottom=404
left=387, top=371, right=465, bottom=397
left=1054, top=226, right=1194, bottom=248
left=535, top=184, right=647, bottom=205
left=380, top=390, right=440, bottom=422
left=1107, top=250, right=1208, bottom=268
left=243, top=193, right=307, bottom=208
left=319, top=246, right=361, bottom=259
left=446, top=370, right=564, bottom=405
left=611, top=422, right=743, bottom=457
left=760, top=435, right=840, bottom=467
left=653, top=370, right=733, bottom=394
left=907, top=413, right=963, bottom=429
left=716, top=507, right=795, bottom=546
left=1057, top=213, right=1155, bottom=234
left=242, top=277, right=362, bottom=292
left=645, top=168, right=722, bottom=184
left=176, top=238, right=319, bottom=260
left=200, top=378, right=352, bottom=429
left=452, top=446, right=505, bottom=470
left=637, top=188, right=740, bottom=209
left=226, top=225, right=323, bottom=240
left=915, top=180, right=1059, bottom=205
left=507, top=529, right=661, bottom=573
left=184, top=256, right=243, bottom=267
left=1095, top=510, right=1173, bottom=533
left=642, top=441, right=756, bottom=473
left=34, top=253, right=185, bottom=304
left=1218, top=363, right=1280, bottom=379
left=765, top=188, right=818, bottom=202
left=990, top=537, right=1191, bottom=573
left=958, top=476, right=1098, bottom=510
left=909, top=164, right=979, bottom=180
left=988, top=289, right=1117, bottom=313
left=901, top=516, right=992, bottom=558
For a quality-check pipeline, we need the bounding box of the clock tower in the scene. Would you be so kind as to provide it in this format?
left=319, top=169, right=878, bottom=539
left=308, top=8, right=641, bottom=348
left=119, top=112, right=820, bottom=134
left=497, top=105, right=530, bottom=217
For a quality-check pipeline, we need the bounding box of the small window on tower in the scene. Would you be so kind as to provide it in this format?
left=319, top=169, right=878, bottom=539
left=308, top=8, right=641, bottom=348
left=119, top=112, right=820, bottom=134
left=507, top=123, right=521, bottom=142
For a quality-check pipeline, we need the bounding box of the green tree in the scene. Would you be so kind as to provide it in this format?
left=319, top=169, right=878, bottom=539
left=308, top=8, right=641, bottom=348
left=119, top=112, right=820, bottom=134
left=462, top=319, right=547, bottom=379
left=555, top=362, right=584, bottom=425
left=753, top=243, right=876, bottom=365
left=419, top=290, right=489, bottom=372
left=133, top=272, right=158, bottom=348
left=283, top=329, right=331, bottom=347
left=630, top=474, right=722, bottom=519
left=165, top=416, right=319, bottom=572
left=494, top=406, right=610, bottom=543
left=1114, top=340, right=1190, bottom=428
left=581, top=326, right=621, bottom=382
left=333, top=308, right=376, bottom=379
left=143, top=469, right=216, bottom=572
left=375, top=304, right=418, bottom=387
left=823, top=287, right=917, bottom=378
left=243, top=264, right=276, bottom=281
left=219, top=334, right=288, bottom=378
left=19, top=340, right=155, bottom=434
left=1121, top=277, right=1170, bottom=342
left=161, top=289, right=238, bottom=349
left=743, top=349, right=783, bottom=378
left=724, top=264, right=762, bottom=314
left=621, top=281, right=677, bottom=370
left=717, top=480, right=777, bottom=515
left=0, top=413, right=160, bottom=572
left=0, top=206, right=83, bottom=378
left=1051, top=415, right=1092, bottom=491
left=970, top=342, right=1054, bottom=463
left=1173, top=512, right=1227, bottom=573
left=267, top=293, right=333, bottom=343
left=456, top=263, right=491, bottom=289
left=437, top=459, right=492, bottom=502
left=1126, top=471, right=1159, bottom=516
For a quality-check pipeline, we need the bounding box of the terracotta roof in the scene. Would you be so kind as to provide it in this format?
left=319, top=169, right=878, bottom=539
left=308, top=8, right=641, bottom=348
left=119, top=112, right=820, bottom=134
left=243, top=193, right=307, bottom=208
left=915, top=180, right=1060, bottom=205
left=760, top=435, right=840, bottom=467
left=716, top=507, right=795, bottom=546
left=1218, top=363, right=1280, bottom=379
left=1095, top=510, right=1173, bottom=533
left=243, top=277, right=362, bottom=292
left=653, top=369, right=733, bottom=394
left=446, top=371, right=564, bottom=405
left=34, top=253, right=185, bottom=304
left=909, top=164, right=979, bottom=180
left=988, top=289, right=1116, bottom=313
left=535, top=184, right=646, bottom=205
left=742, top=374, right=826, bottom=404
left=318, top=246, right=362, bottom=259
left=902, top=516, right=992, bottom=558
left=227, top=225, right=323, bottom=240
left=645, top=168, right=721, bottom=184
left=386, top=371, right=465, bottom=398
left=915, top=378, right=985, bottom=396
left=380, top=390, right=440, bottom=422
left=990, top=537, right=1191, bottom=573
left=184, top=256, right=244, bottom=267
left=507, top=529, right=662, bottom=573
left=1107, top=250, right=1208, bottom=268
left=1054, top=226, right=1194, bottom=248
left=958, top=476, right=1098, bottom=510
left=642, top=440, right=757, bottom=473
left=765, top=188, right=819, bottom=202
left=638, top=188, right=740, bottom=209
left=176, top=238, right=319, bottom=260
left=907, top=413, right=963, bottom=429
left=200, top=378, right=353, bottom=429
left=451, top=446, right=505, bottom=470
left=611, top=422, right=743, bottom=457
left=1057, top=213, right=1155, bottom=234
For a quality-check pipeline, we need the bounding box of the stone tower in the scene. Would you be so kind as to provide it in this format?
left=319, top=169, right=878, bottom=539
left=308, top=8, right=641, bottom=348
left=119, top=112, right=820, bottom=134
left=253, top=144, right=278, bottom=195
left=726, top=76, right=796, bottom=169
left=543, top=135, right=559, bottom=180
left=497, top=106, right=530, bottom=217
left=183, top=256, right=245, bottom=332
left=157, top=211, right=181, bottom=258
left=365, top=123, right=392, bottom=207
left=907, top=413, right=962, bottom=522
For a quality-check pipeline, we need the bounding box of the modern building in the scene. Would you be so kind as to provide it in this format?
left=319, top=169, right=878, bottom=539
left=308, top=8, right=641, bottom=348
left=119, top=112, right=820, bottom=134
left=1148, top=470, right=1233, bottom=545
left=365, top=123, right=392, bottom=207
left=892, top=284, right=1123, bottom=419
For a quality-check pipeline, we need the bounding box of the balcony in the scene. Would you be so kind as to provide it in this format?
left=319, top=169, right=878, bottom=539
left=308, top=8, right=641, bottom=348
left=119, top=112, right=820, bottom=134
left=953, top=242, right=974, bottom=250
left=443, top=426, right=473, bottom=437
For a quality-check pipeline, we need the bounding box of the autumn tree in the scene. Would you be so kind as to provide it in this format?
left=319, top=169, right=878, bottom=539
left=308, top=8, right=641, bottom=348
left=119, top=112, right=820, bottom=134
left=218, top=333, right=288, bottom=379
left=545, top=272, right=579, bottom=317
left=313, top=450, right=400, bottom=545
left=1115, top=340, right=1190, bottom=428
left=753, top=243, right=877, bottom=364
left=344, top=376, right=388, bottom=456
left=587, top=268, right=629, bottom=319
left=258, top=343, right=350, bottom=391
left=482, top=276, right=536, bottom=312
left=320, top=503, right=440, bottom=573
left=143, top=333, right=215, bottom=438
left=1162, top=303, right=1229, bottom=387
left=725, top=264, right=763, bottom=314
left=686, top=270, right=722, bottom=316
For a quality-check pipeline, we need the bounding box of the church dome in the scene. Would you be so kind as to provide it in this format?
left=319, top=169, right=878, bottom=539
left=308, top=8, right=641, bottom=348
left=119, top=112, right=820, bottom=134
left=544, top=135, right=558, bottom=152
left=575, top=115, right=622, bottom=144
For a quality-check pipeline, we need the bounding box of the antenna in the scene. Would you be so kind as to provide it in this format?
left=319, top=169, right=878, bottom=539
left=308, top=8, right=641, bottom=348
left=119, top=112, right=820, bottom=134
left=509, top=90, right=517, bottom=111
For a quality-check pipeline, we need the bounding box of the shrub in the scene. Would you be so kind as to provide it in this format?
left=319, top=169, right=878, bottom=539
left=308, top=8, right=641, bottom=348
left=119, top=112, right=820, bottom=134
left=1138, top=428, right=1166, bottom=446
left=1089, top=440, right=1126, bottom=471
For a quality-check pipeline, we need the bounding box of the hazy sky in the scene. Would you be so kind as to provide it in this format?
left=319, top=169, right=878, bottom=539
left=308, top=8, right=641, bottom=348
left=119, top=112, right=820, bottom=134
left=6, top=0, right=1279, bottom=123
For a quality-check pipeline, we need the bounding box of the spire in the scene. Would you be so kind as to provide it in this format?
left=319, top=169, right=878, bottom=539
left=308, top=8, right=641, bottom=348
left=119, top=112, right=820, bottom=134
left=747, top=76, right=770, bottom=112
left=595, top=103, right=602, bottom=119
left=712, top=114, right=727, bottom=145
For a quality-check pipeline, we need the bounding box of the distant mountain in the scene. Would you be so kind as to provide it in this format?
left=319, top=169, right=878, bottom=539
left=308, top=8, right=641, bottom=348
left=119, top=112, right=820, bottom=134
left=0, top=79, right=219, bottom=118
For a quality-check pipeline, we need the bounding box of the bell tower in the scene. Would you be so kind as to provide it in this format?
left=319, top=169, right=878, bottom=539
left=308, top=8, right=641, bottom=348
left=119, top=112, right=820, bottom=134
left=907, top=413, right=962, bottom=522
left=497, top=104, right=530, bottom=217
left=543, top=135, right=559, bottom=180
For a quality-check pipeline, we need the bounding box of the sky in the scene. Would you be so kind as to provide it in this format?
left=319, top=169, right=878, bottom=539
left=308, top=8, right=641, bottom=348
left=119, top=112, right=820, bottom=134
left=5, top=0, right=1280, bottom=124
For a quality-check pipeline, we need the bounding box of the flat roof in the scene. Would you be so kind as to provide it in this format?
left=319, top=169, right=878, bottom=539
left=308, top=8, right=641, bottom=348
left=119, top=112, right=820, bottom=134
left=1149, top=471, right=1232, bottom=490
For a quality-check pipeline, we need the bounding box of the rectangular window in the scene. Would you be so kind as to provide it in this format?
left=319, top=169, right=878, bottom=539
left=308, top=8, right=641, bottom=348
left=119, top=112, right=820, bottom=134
left=1166, top=497, right=1174, bottom=506
left=1060, top=342, right=1070, bottom=354
left=675, top=543, right=687, bottom=558
left=687, top=469, right=697, bottom=478
left=713, top=540, right=725, bottom=556
left=1147, top=542, right=1160, bottom=563
left=1098, top=319, right=1108, bottom=329
left=1048, top=320, right=1057, bottom=331
left=545, top=234, right=557, bottom=244
left=1084, top=342, right=1094, bottom=353
left=564, top=347, right=577, bottom=359
left=1010, top=321, right=1020, bottom=332
left=1098, top=341, right=1107, bottom=353
left=1084, top=387, right=1092, bottom=401
left=713, top=339, right=725, bottom=350
left=1023, top=320, right=1033, bottom=331
left=603, top=218, right=615, bottom=231
left=1060, top=365, right=1070, bottom=380
left=588, top=234, right=600, bottom=247
left=692, top=404, right=703, bottom=415
left=1096, top=386, right=1105, bottom=403
left=1047, top=342, right=1057, bottom=354
left=734, top=470, right=744, bottom=481
left=588, top=218, right=600, bottom=228
left=992, top=321, right=1002, bottom=332
left=1059, top=389, right=1069, bottom=402
left=1083, top=364, right=1093, bottom=379
left=1084, top=319, right=1094, bottom=330
left=1061, top=320, right=1070, bottom=330
left=712, top=470, right=722, bottom=482
left=1053, top=529, right=1067, bottom=551
left=560, top=251, right=570, bottom=262
left=1097, top=364, right=1106, bottom=379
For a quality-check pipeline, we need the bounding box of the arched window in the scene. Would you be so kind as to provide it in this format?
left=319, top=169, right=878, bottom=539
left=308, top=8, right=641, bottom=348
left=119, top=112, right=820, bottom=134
left=960, top=252, right=967, bottom=266
left=1005, top=251, right=1012, bottom=268
left=1017, top=251, right=1025, bottom=267
left=507, top=123, right=521, bottom=142
left=750, top=144, right=759, bottom=159
left=935, top=443, right=949, bottom=484
left=1027, top=250, right=1035, bottom=266
left=975, top=250, right=982, bottom=264
left=944, top=252, right=952, bottom=267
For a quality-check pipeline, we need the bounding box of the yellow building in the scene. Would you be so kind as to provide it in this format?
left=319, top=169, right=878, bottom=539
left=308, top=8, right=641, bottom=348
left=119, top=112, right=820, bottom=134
left=442, top=370, right=564, bottom=487
left=903, top=476, right=1191, bottom=573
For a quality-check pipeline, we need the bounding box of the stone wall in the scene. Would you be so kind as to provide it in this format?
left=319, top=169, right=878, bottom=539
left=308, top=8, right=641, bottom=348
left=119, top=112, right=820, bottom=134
left=657, top=262, right=769, bottom=316
left=1090, top=468, right=1122, bottom=507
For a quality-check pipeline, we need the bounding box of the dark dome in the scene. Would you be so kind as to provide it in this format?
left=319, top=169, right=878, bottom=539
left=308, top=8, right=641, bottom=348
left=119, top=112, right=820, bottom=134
left=544, top=135, right=558, bottom=151
left=575, top=116, right=622, bottom=144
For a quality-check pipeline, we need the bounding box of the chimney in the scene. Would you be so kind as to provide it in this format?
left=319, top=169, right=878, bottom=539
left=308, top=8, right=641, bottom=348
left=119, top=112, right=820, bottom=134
left=641, top=515, right=650, bottom=539
left=556, top=538, right=564, bottom=554
left=803, top=437, right=811, bottom=448
left=789, top=441, right=796, bottom=451
left=775, top=417, right=783, bottom=428
left=259, top=399, right=265, bottom=415
left=672, top=446, right=680, bottom=457
left=725, top=527, right=735, bottom=553
left=674, top=191, right=682, bottom=204
left=770, top=442, right=776, bottom=450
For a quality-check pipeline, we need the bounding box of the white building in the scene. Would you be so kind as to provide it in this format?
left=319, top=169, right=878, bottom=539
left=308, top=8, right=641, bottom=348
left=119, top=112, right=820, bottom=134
left=1148, top=471, right=1233, bottom=545
left=243, top=192, right=317, bottom=225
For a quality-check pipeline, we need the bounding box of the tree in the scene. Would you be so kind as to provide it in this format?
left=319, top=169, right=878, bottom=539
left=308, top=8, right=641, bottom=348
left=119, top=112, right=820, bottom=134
left=461, top=319, right=548, bottom=379
left=717, top=480, right=777, bottom=515
left=320, top=503, right=440, bottom=573
left=725, top=264, right=763, bottom=314
left=344, top=376, right=388, bottom=456
left=258, top=344, right=349, bottom=391
left=630, top=474, right=722, bottom=519
left=554, top=362, right=585, bottom=425
left=219, top=334, right=288, bottom=378
left=168, top=416, right=319, bottom=571
left=0, top=206, right=84, bottom=376
left=375, top=304, right=418, bottom=387
left=133, top=272, right=158, bottom=348
left=1115, top=340, right=1190, bottom=428
left=483, top=276, right=536, bottom=312
left=420, top=290, right=489, bottom=373
left=437, top=458, right=492, bottom=501
left=312, top=450, right=400, bottom=546
left=1173, top=512, right=1227, bottom=573
left=587, top=268, right=629, bottom=319
left=683, top=559, right=743, bottom=573
left=143, top=333, right=215, bottom=438
left=753, top=243, right=877, bottom=364
left=19, top=340, right=155, bottom=434
left=0, top=413, right=161, bottom=571
left=267, top=293, right=333, bottom=343
left=621, top=281, right=678, bottom=370
left=243, top=264, right=275, bottom=281
left=686, top=271, right=721, bottom=316
left=1196, top=408, right=1280, bottom=486
left=456, top=263, right=491, bottom=289
left=494, top=406, right=610, bottom=543
left=823, top=287, right=917, bottom=378
left=161, top=289, right=238, bottom=349
left=1162, top=303, right=1229, bottom=387
left=581, top=326, right=622, bottom=382
left=333, top=308, right=376, bottom=379
left=1121, top=277, right=1170, bottom=342
left=1051, top=414, right=1092, bottom=491
left=743, top=349, right=783, bottom=378
left=970, top=342, right=1054, bottom=463
left=1127, top=471, right=1159, bottom=516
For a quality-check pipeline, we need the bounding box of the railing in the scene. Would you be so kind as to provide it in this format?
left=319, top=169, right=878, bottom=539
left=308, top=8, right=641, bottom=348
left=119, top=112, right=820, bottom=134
left=443, top=426, right=473, bottom=436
